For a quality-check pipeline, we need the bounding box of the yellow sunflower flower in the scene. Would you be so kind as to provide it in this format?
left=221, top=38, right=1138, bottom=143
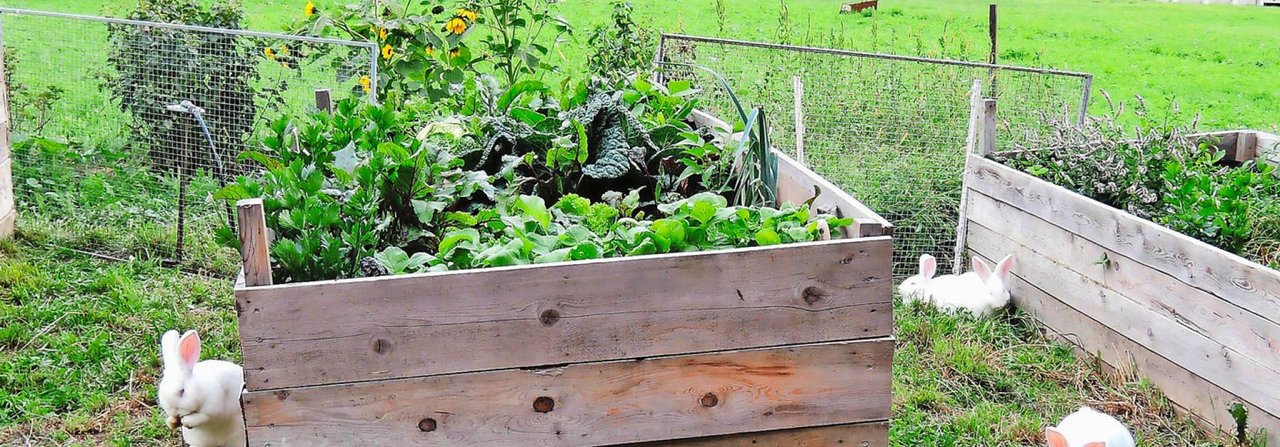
left=359, top=75, right=371, bottom=93
left=304, top=1, right=317, bottom=17
left=425, top=45, right=435, bottom=56
left=445, top=17, right=468, bottom=35
left=279, top=46, right=290, bottom=56
left=378, top=27, right=388, bottom=40
left=450, top=48, right=462, bottom=58
left=381, top=44, right=394, bottom=60
left=263, top=47, right=276, bottom=60
left=457, top=8, right=478, bottom=22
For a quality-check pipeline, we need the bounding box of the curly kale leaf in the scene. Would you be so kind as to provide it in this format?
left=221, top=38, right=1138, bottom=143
left=566, top=93, right=656, bottom=180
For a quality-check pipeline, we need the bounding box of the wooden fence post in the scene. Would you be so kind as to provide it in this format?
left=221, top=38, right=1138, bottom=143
left=0, top=50, right=14, bottom=240
left=793, top=75, right=806, bottom=165
left=979, top=98, right=997, bottom=156
left=236, top=198, right=273, bottom=287
left=314, top=89, right=333, bottom=114
left=953, top=80, right=984, bottom=274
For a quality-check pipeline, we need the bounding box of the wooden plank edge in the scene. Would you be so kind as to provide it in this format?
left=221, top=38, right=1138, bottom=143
left=964, top=190, right=1280, bottom=369
left=243, top=337, right=895, bottom=447
left=0, top=208, right=13, bottom=240
left=775, top=149, right=893, bottom=236
left=964, top=154, right=1280, bottom=322
left=235, top=235, right=891, bottom=293
left=626, top=420, right=889, bottom=447
left=967, top=226, right=1280, bottom=417
left=971, top=249, right=1280, bottom=446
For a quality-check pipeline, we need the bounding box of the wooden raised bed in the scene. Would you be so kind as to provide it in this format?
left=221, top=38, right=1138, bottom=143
left=233, top=146, right=895, bottom=446
left=961, top=135, right=1280, bottom=444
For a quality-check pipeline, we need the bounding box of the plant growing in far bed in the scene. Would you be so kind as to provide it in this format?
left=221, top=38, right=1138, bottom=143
left=996, top=95, right=1280, bottom=267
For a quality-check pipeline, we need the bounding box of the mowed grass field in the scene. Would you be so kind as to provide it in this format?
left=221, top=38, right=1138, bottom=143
left=4, top=0, right=1278, bottom=129
left=0, top=0, right=1274, bottom=446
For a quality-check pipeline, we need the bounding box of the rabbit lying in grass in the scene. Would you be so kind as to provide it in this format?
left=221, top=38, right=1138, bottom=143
left=1046, top=406, right=1136, bottom=447
left=158, top=330, right=246, bottom=447
left=897, top=253, right=1015, bottom=317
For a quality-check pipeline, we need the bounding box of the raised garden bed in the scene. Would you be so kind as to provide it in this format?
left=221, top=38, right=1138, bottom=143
left=962, top=129, right=1280, bottom=444
left=232, top=125, right=896, bottom=445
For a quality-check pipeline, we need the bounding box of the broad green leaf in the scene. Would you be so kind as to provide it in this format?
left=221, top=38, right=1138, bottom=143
left=755, top=228, right=782, bottom=246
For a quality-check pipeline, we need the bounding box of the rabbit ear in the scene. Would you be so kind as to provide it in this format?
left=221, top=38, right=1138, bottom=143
left=1045, top=427, right=1068, bottom=447
left=919, top=254, right=937, bottom=279
left=971, top=256, right=992, bottom=282
left=161, top=330, right=180, bottom=366
left=994, top=254, right=1015, bottom=283
left=178, top=330, right=202, bottom=371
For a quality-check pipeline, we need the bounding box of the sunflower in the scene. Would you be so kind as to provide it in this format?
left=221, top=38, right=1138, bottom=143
left=450, top=48, right=462, bottom=58
left=381, top=44, right=394, bottom=60
left=456, top=8, right=478, bottom=22
left=304, top=1, right=317, bottom=17
left=378, top=27, right=388, bottom=40
left=425, top=45, right=435, bottom=56
left=444, top=17, right=467, bottom=35
left=359, top=75, right=371, bottom=93
left=263, top=47, right=276, bottom=60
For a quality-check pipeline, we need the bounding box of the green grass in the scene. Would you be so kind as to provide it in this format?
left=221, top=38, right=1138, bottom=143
left=0, top=239, right=236, bottom=446
left=4, top=0, right=1275, bottom=129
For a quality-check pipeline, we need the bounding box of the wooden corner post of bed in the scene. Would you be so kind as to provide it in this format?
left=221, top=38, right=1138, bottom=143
left=0, top=49, right=15, bottom=240
left=236, top=198, right=273, bottom=287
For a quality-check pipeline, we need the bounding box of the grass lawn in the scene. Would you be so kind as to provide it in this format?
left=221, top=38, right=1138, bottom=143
left=0, top=0, right=1274, bottom=445
left=3, top=0, right=1277, bottom=130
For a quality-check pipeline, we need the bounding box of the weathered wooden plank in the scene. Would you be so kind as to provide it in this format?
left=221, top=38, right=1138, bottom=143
left=237, top=237, right=893, bottom=390
left=965, top=154, right=1280, bottom=324
left=966, top=191, right=1280, bottom=370
left=0, top=157, right=13, bottom=222
left=1259, top=131, right=1280, bottom=164
left=0, top=209, right=13, bottom=240
left=966, top=221, right=1280, bottom=416
left=235, top=199, right=272, bottom=287
left=970, top=250, right=1280, bottom=446
left=0, top=122, right=10, bottom=162
left=631, top=421, right=888, bottom=446
left=775, top=150, right=892, bottom=237
left=243, top=338, right=893, bottom=447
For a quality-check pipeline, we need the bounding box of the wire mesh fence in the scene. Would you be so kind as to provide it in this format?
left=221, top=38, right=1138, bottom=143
left=0, top=8, right=376, bottom=269
left=657, top=34, right=1091, bottom=278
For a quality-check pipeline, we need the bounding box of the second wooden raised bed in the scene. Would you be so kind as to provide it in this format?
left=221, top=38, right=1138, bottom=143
left=962, top=130, right=1280, bottom=444
left=232, top=144, right=896, bottom=445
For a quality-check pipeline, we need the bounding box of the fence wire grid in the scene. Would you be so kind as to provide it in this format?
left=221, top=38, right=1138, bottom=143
left=0, top=8, right=375, bottom=269
left=657, top=34, right=1091, bottom=278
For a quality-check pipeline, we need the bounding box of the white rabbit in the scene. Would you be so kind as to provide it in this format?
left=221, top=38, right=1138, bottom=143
left=157, top=330, right=247, bottom=447
left=1045, top=406, right=1136, bottom=447
left=897, top=253, right=937, bottom=305
left=899, top=253, right=1014, bottom=317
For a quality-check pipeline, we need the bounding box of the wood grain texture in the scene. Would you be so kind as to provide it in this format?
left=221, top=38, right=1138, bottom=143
left=965, top=154, right=1280, bottom=324
left=242, top=338, right=893, bottom=447
left=966, top=221, right=1280, bottom=416
left=0, top=157, right=13, bottom=222
left=979, top=99, right=996, bottom=156
left=236, top=199, right=273, bottom=287
left=237, top=236, right=893, bottom=390
left=629, top=421, right=888, bottom=447
left=0, top=209, right=13, bottom=240
left=775, top=150, right=892, bottom=237
left=967, top=192, right=1280, bottom=370
left=0, top=122, right=10, bottom=162
left=972, top=252, right=1280, bottom=446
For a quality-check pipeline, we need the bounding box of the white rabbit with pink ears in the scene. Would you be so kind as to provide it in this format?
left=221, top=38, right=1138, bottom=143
left=898, top=253, right=1015, bottom=317
left=157, top=330, right=246, bottom=447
